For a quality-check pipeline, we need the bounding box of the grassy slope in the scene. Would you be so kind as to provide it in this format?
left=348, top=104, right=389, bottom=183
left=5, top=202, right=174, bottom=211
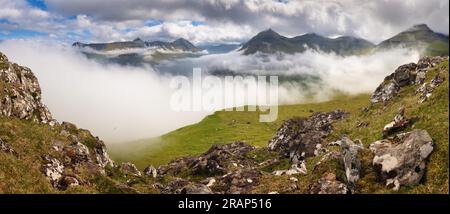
left=108, top=94, right=370, bottom=168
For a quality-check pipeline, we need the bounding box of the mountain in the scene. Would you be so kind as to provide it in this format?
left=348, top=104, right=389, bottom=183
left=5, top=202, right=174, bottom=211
left=73, top=37, right=202, bottom=53
left=73, top=38, right=146, bottom=51
left=241, top=24, right=449, bottom=56
left=240, top=29, right=374, bottom=55
left=73, top=37, right=204, bottom=66
left=376, top=24, right=449, bottom=56
left=199, top=44, right=241, bottom=54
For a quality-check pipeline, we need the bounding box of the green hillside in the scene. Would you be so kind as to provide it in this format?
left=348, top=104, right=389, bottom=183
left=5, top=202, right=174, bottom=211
left=108, top=94, right=370, bottom=168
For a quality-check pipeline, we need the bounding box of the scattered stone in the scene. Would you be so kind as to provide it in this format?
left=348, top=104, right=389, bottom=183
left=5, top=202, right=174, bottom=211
left=383, top=107, right=410, bottom=136
left=41, top=155, right=64, bottom=187
left=162, top=178, right=190, bottom=194
left=370, top=129, right=433, bottom=191
left=214, top=169, right=261, bottom=194
left=290, top=177, right=298, bottom=182
left=268, top=110, right=348, bottom=162
left=202, top=178, right=216, bottom=187
left=143, top=165, right=158, bottom=178
left=416, top=73, right=445, bottom=103
left=0, top=138, right=18, bottom=157
left=64, top=142, right=91, bottom=165
left=330, top=137, right=363, bottom=192
left=273, top=162, right=307, bottom=176
left=309, top=172, right=348, bottom=194
left=118, top=162, right=142, bottom=177
left=181, top=184, right=213, bottom=194
left=158, top=141, right=255, bottom=176
left=356, top=121, right=369, bottom=128
left=59, top=175, right=80, bottom=189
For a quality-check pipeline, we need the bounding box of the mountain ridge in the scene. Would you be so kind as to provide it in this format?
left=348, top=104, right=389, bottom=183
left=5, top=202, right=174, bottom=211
left=240, top=24, right=448, bottom=56
left=73, top=37, right=202, bottom=52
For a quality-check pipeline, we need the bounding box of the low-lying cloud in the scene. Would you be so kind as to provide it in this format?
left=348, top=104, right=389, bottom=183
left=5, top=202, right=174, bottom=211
left=0, top=39, right=420, bottom=143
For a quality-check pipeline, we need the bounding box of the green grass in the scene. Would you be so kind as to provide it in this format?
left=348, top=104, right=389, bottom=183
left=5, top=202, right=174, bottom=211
left=108, top=93, right=370, bottom=168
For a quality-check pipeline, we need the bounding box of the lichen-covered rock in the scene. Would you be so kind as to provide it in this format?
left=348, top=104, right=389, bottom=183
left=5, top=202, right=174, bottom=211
left=0, top=51, right=54, bottom=124
left=330, top=137, right=363, bottom=192
left=181, top=184, right=213, bottom=194
left=214, top=169, right=261, bottom=194
left=309, top=172, right=348, bottom=194
left=0, top=138, right=18, bottom=157
left=41, top=155, right=64, bottom=187
left=369, top=129, right=434, bottom=190
left=383, top=107, right=410, bottom=136
left=158, top=141, right=256, bottom=176
left=59, top=175, right=80, bottom=189
left=64, top=142, right=91, bottom=165
left=273, top=162, right=307, bottom=176
left=118, top=162, right=142, bottom=177
left=143, top=165, right=158, bottom=178
left=416, top=68, right=446, bottom=103
left=371, top=56, right=448, bottom=104
left=91, top=137, right=114, bottom=168
left=162, top=178, right=190, bottom=194
left=268, top=110, right=348, bottom=162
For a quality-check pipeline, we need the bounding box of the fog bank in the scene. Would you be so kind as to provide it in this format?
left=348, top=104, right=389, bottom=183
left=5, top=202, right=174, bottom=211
left=0, top=39, right=420, bottom=143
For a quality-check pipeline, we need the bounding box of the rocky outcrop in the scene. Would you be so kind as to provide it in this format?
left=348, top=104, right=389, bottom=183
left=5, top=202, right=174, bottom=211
left=144, top=165, right=158, bottom=178
left=157, top=141, right=256, bottom=176
left=330, top=137, right=363, bottom=192
left=213, top=169, right=261, bottom=194
left=41, top=155, right=65, bottom=187
left=309, top=172, right=348, bottom=194
left=1, top=52, right=119, bottom=191
left=119, top=162, right=141, bottom=177
left=181, top=184, right=213, bottom=194
left=268, top=110, right=348, bottom=163
left=369, top=130, right=434, bottom=190
left=416, top=64, right=447, bottom=103
left=0, top=52, right=54, bottom=124
left=371, top=56, right=447, bottom=103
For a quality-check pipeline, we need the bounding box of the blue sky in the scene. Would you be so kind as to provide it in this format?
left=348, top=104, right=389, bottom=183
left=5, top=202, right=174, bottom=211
left=27, top=0, right=47, bottom=10
left=0, top=0, right=448, bottom=44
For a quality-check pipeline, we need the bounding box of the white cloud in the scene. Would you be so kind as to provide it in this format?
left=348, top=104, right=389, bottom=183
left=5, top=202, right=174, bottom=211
left=0, top=38, right=420, bottom=142
left=40, top=0, right=449, bottom=44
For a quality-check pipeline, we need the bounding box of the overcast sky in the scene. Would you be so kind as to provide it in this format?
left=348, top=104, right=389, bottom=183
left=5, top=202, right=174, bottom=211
left=0, top=0, right=449, bottom=45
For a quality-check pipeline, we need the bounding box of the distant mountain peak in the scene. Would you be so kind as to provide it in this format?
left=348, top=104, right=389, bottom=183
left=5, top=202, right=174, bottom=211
left=174, top=38, right=190, bottom=43
left=133, top=38, right=143, bottom=42
left=406, top=24, right=432, bottom=32
left=257, top=28, right=281, bottom=37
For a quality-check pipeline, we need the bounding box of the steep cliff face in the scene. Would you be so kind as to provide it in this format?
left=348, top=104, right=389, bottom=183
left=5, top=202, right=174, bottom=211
left=0, top=52, right=53, bottom=124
